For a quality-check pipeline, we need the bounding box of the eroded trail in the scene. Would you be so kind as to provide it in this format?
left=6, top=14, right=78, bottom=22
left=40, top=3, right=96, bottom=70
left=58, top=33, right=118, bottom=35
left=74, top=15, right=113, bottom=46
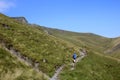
left=50, top=65, right=64, bottom=80
left=70, top=51, right=86, bottom=70
left=50, top=51, right=86, bottom=80
left=0, top=43, right=50, bottom=80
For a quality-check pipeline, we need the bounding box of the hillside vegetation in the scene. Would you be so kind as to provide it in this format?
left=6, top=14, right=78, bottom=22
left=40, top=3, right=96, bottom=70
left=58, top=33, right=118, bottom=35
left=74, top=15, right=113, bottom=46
left=60, top=51, right=120, bottom=80
left=42, top=27, right=120, bottom=59
left=0, top=13, right=75, bottom=77
left=0, top=13, right=120, bottom=80
left=0, top=46, right=47, bottom=80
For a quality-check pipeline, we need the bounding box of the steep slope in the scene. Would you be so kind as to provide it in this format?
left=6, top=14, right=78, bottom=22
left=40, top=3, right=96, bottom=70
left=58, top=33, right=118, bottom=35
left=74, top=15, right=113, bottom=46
left=0, top=45, right=47, bottom=80
left=0, top=13, right=75, bottom=77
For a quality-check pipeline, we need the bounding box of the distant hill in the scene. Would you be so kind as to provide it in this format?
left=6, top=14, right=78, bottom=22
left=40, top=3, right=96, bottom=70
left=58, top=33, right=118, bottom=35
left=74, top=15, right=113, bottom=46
left=41, top=27, right=109, bottom=51
left=41, top=26, right=120, bottom=59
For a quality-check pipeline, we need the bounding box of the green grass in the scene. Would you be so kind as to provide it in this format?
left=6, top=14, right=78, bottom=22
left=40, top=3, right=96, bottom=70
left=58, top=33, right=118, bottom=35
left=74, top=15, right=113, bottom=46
left=59, top=51, right=120, bottom=80
left=0, top=47, right=47, bottom=80
left=42, top=27, right=111, bottom=52
left=0, top=13, right=75, bottom=77
left=42, top=27, right=120, bottom=60
left=1, top=13, right=120, bottom=80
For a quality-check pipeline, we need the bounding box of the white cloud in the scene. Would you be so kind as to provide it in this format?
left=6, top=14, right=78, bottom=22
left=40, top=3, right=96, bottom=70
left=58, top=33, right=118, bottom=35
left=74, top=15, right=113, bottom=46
left=0, top=0, right=15, bottom=12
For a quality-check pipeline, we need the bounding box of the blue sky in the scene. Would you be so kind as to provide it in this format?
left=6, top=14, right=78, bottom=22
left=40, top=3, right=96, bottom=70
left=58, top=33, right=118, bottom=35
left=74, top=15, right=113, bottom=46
left=0, top=0, right=120, bottom=38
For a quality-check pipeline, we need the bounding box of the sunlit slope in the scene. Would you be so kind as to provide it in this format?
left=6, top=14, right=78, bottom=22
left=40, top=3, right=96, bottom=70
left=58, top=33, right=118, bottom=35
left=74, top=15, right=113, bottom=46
left=42, top=27, right=110, bottom=52
left=60, top=51, right=120, bottom=80
left=0, top=13, right=74, bottom=76
left=41, top=27, right=120, bottom=60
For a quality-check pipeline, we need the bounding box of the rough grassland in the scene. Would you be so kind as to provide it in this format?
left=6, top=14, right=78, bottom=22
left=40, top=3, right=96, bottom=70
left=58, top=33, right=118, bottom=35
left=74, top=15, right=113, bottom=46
left=0, top=13, right=74, bottom=77
left=60, top=51, right=120, bottom=80
left=0, top=46, right=47, bottom=80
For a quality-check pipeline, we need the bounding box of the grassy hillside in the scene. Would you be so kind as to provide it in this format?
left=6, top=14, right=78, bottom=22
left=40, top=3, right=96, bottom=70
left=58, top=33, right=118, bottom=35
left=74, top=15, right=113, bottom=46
left=42, top=27, right=111, bottom=52
left=0, top=46, right=47, bottom=80
left=59, top=51, right=120, bottom=80
left=41, top=27, right=120, bottom=80
left=0, top=13, right=75, bottom=77
left=1, top=13, right=120, bottom=80
left=42, top=27, right=120, bottom=59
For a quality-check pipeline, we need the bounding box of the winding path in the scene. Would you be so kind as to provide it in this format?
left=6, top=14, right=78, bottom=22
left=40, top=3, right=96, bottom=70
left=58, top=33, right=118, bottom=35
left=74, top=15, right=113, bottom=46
left=50, top=65, right=64, bottom=80
left=1, top=42, right=86, bottom=80
left=50, top=51, right=86, bottom=80
left=70, top=51, right=86, bottom=70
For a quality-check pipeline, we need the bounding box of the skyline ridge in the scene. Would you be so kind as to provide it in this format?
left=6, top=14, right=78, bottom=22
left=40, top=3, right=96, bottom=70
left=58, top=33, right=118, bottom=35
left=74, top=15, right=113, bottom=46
left=1, top=0, right=120, bottom=38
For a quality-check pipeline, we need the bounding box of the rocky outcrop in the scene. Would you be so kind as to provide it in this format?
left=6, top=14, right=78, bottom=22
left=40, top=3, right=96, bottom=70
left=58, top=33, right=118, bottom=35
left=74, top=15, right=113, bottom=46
left=11, top=17, right=28, bottom=24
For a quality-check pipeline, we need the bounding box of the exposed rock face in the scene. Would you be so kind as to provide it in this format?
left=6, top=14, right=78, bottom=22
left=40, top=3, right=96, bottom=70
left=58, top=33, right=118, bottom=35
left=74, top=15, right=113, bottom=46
left=11, top=17, right=28, bottom=24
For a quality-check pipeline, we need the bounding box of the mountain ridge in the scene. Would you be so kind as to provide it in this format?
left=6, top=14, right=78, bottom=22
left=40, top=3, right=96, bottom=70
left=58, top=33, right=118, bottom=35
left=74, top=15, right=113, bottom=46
left=8, top=15, right=120, bottom=59
left=39, top=24, right=120, bottom=59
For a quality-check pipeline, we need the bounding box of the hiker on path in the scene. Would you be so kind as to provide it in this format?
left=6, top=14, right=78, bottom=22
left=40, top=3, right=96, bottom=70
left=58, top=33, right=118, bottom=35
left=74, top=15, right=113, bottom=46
left=71, top=53, right=77, bottom=69
left=72, top=53, right=77, bottom=63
